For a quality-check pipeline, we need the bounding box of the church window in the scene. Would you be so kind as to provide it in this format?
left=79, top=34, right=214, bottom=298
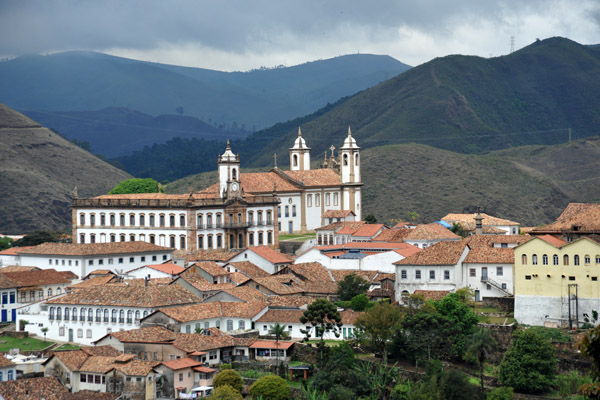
left=315, top=194, right=320, bottom=206
left=258, top=232, right=263, bottom=245
left=553, top=254, right=559, bottom=265
left=292, top=205, right=297, bottom=217
left=140, top=214, right=145, bottom=226
left=285, top=206, right=289, bottom=217
left=198, top=214, right=203, bottom=227
left=267, top=231, right=272, bottom=244
left=110, top=234, right=116, bottom=243
left=100, top=214, right=106, bottom=226
left=232, top=168, right=237, bottom=180
left=326, top=193, right=330, bottom=206
left=207, top=214, right=212, bottom=228
left=180, top=236, right=186, bottom=250
left=542, top=254, right=548, bottom=265
left=80, top=214, right=85, bottom=225
left=277, top=206, right=281, bottom=218
left=90, top=234, right=96, bottom=243
left=343, top=154, right=348, bottom=166
left=149, top=214, right=155, bottom=227
left=258, top=212, right=263, bottom=225
left=248, top=212, right=254, bottom=225
left=90, top=214, right=96, bottom=226
left=293, top=155, right=298, bottom=167
left=180, top=215, right=185, bottom=226
left=208, top=235, right=213, bottom=248
left=130, top=234, right=135, bottom=242
left=168, top=214, right=174, bottom=226
left=80, top=234, right=85, bottom=244
left=249, top=232, right=254, bottom=246
left=355, top=153, right=359, bottom=166
left=130, top=214, right=135, bottom=225
left=170, top=235, right=175, bottom=248
left=110, top=214, right=115, bottom=225
left=216, top=214, right=222, bottom=228
left=160, top=214, right=166, bottom=227
left=217, top=235, right=222, bottom=248
left=574, top=255, right=580, bottom=265
left=198, top=235, right=203, bottom=249
left=119, top=214, right=125, bottom=225
left=532, top=254, right=538, bottom=265
left=334, top=193, right=339, bottom=206
left=266, top=211, right=272, bottom=224
left=307, top=194, right=312, bottom=207
left=149, top=235, right=155, bottom=244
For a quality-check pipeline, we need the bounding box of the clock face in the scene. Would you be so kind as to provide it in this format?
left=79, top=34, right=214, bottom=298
left=231, top=182, right=239, bottom=191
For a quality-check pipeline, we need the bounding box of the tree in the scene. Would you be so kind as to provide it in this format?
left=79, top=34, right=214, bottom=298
left=209, top=384, right=242, bottom=400
left=354, top=302, right=403, bottom=359
left=364, top=214, right=377, bottom=224
left=407, top=211, right=420, bottom=222
left=432, top=293, right=478, bottom=357
left=268, top=322, right=289, bottom=368
left=310, top=343, right=370, bottom=398
left=499, top=329, right=556, bottom=394
left=212, top=369, right=243, bottom=394
left=337, top=273, right=370, bottom=301
left=41, top=327, right=48, bottom=342
left=249, top=375, right=291, bottom=400
left=401, top=310, right=459, bottom=365
left=300, top=299, right=343, bottom=361
left=578, top=324, right=600, bottom=398
left=108, top=178, right=160, bottom=194
left=0, top=237, right=13, bottom=251
left=450, top=223, right=468, bottom=238
left=12, top=231, right=66, bottom=247
left=350, top=293, right=370, bottom=311
left=465, top=326, right=498, bottom=398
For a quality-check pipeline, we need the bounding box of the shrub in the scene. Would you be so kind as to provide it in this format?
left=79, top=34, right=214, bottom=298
left=212, top=369, right=243, bottom=394
left=328, top=384, right=356, bottom=400
left=486, top=387, right=513, bottom=400
left=249, top=374, right=291, bottom=400
left=209, top=384, right=242, bottom=400
left=350, top=294, right=370, bottom=311
left=220, top=363, right=232, bottom=370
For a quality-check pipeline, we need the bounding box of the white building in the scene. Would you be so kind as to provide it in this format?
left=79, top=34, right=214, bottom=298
left=441, top=213, right=520, bottom=235
left=18, top=284, right=200, bottom=345
left=14, top=242, right=173, bottom=279
left=126, top=263, right=184, bottom=279
left=226, top=246, right=292, bottom=274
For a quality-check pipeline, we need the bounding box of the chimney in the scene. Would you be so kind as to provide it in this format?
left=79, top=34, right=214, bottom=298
left=475, top=213, right=483, bottom=235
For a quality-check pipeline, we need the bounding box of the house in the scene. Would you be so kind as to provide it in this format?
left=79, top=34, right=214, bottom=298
left=322, top=210, right=356, bottom=225
left=530, top=203, right=600, bottom=241
left=0, top=356, right=16, bottom=382
left=395, top=235, right=528, bottom=303
left=398, top=223, right=461, bottom=249
left=126, top=263, right=184, bottom=279
left=0, top=246, right=35, bottom=267
left=170, top=276, right=236, bottom=300
left=0, top=376, right=119, bottom=400
left=184, top=262, right=231, bottom=284
left=275, top=262, right=339, bottom=299
left=155, top=357, right=216, bottom=399
left=226, top=246, right=292, bottom=274
left=18, top=284, right=201, bottom=345
left=72, top=130, right=362, bottom=252
left=239, top=275, right=305, bottom=297
left=15, top=242, right=174, bottom=279
left=43, top=347, right=159, bottom=398
left=441, top=213, right=520, bottom=235
left=201, top=286, right=268, bottom=304
left=250, top=340, right=294, bottom=363
left=295, top=242, right=420, bottom=273
left=514, top=235, right=600, bottom=327
left=223, top=261, right=270, bottom=280
left=141, top=301, right=268, bottom=333
left=255, top=308, right=360, bottom=340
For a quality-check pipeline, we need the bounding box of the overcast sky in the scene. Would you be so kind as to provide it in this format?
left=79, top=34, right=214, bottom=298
left=1, top=0, right=599, bottom=71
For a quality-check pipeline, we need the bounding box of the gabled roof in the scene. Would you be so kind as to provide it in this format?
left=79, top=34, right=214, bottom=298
left=322, top=210, right=355, bottom=218
left=316, top=221, right=365, bottom=233
left=160, top=357, right=204, bottom=371
left=128, top=263, right=184, bottom=275
left=155, top=301, right=267, bottom=323
left=245, top=246, right=292, bottom=264
left=244, top=275, right=304, bottom=295
left=536, top=234, right=568, bottom=247
left=395, top=240, right=468, bottom=266
left=282, top=262, right=333, bottom=283
left=174, top=276, right=236, bottom=293
left=229, top=272, right=250, bottom=285
left=192, top=261, right=230, bottom=277
left=441, top=213, right=519, bottom=229
left=184, top=249, right=240, bottom=263
left=227, top=261, right=270, bottom=279
left=352, top=224, right=386, bottom=238
left=2, top=269, right=74, bottom=287
left=17, top=241, right=172, bottom=256
left=267, top=295, right=317, bottom=308
left=249, top=340, right=294, bottom=350
left=0, top=377, right=81, bottom=400
left=532, top=203, right=600, bottom=234
left=372, top=228, right=411, bottom=242
left=203, top=286, right=268, bottom=303
left=256, top=308, right=360, bottom=325
left=46, top=284, right=199, bottom=307
left=0, top=266, right=40, bottom=273
left=282, top=169, right=342, bottom=187
left=0, top=246, right=35, bottom=256
left=68, top=275, right=118, bottom=291
left=329, top=270, right=379, bottom=283
left=95, top=326, right=177, bottom=344
left=402, top=223, right=461, bottom=241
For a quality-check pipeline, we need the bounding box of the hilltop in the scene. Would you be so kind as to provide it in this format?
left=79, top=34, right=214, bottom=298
left=165, top=136, right=600, bottom=226
left=0, top=104, right=132, bottom=234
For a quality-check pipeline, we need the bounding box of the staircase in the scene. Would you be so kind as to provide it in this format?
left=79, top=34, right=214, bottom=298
left=481, top=277, right=512, bottom=296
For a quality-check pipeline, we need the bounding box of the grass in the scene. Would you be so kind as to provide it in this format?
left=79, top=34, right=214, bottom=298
left=0, top=335, right=55, bottom=352
left=279, top=233, right=316, bottom=241
left=54, top=344, right=81, bottom=351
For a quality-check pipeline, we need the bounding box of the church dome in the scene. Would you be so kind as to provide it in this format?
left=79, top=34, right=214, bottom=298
left=291, top=127, right=310, bottom=150
left=341, top=127, right=360, bottom=149
left=220, top=140, right=237, bottom=161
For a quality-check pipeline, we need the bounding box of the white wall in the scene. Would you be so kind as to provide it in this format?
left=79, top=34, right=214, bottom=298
left=228, top=251, right=275, bottom=274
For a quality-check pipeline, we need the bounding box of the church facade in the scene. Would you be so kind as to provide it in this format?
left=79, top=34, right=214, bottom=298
left=71, top=128, right=362, bottom=251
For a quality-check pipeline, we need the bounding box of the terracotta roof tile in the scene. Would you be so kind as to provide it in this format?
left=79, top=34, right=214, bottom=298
left=68, top=275, right=118, bottom=290
left=49, top=349, right=90, bottom=371
left=87, top=269, right=113, bottom=276
left=0, top=356, right=15, bottom=368
left=2, top=269, right=73, bottom=287
left=112, top=359, right=159, bottom=376
left=185, top=249, right=240, bottom=263
left=403, top=223, right=461, bottom=241
left=249, top=246, right=292, bottom=264
left=227, top=261, right=270, bottom=279
left=395, top=240, right=468, bottom=266
left=82, top=345, right=122, bottom=357
left=0, top=377, right=72, bottom=400
left=322, top=210, right=355, bottom=218
left=352, top=224, right=386, bottom=237
left=441, top=213, right=519, bottom=229
left=193, top=262, right=230, bottom=277
left=229, top=272, right=250, bottom=284
left=99, top=326, right=177, bottom=344
left=536, top=234, right=568, bottom=247
left=282, top=169, right=342, bottom=187
left=208, top=286, right=268, bottom=303
left=317, top=242, right=417, bottom=251
left=46, top=284, right=199, bottom=307
left=193, top=366, right=217, bottom=373
left=375, top=273, right=396, bottom=282
left=283, top=262, right=333, bottom=283
left=303, top=281, right=338, bottom=295
left=245, top=275, right=304, bottom=295
left=532, top=203, right=600, bottom=233
left=161, top=357, right=204, bottom=370
left=157, top=301, right=266, bottom=323
left=110, top=277, right=173, bottom=287
left=18, top=241, right=172, bottom=256
left=329, top=270, right=379, bottom=283
left=176, top=276, right=236, bottom=293
left=267, top=296, right=317, bottom=307
left=373, top=228, right=412, bottom=242
left=0, top=265, right=39, bottom=273
left=0, top=246, right=35, bottom=256
left=128, top=263, right=184, bottom=275
left=255, top=308, right=304, bottom=323
left=249, top=340, right=294, bottom=350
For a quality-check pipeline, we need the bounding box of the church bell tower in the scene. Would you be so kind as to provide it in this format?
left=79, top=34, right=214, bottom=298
left=289, top=127, right=311, bottom=171
left=218, top=140, right=240, bottom=198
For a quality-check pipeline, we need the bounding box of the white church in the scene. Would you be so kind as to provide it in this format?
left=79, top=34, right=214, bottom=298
left=71, top=128, right=362, bottom=251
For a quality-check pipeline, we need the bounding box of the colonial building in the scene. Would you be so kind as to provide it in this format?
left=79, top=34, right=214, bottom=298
left=530, top=203, right=600, bottom=242
left=71, top=128, right=362, bottom=251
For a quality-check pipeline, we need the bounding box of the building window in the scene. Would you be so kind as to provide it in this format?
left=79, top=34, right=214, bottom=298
left=150, top=214, right=155, bottom=227
left=216, top=214, right=222, bottom=228
left=140, top=214, right=145, bottom=225
left=469, top=268, right=476, bottom=277
left=521, top=254, right=527, bottom=265
left=267, top=231, right=272, bottom=245
left=564, top=255, right=569, bottom=265
left=170, top=236, right=176, bottom=248
left=130, top=214, right=135, bottom=225
left=574, top=255, right=580, bottom=266
left=198, top=214, right=203, bottom=227
left=77, top=329, right=83, bottom=338
left=429, top=270, right=435, bottom=280
left=525, top=275, right=532, bottom=280
left=532, top=254, right=538, bottom=265
left=239, top=320, right=245, bottom=330
left=79, top=234, right=85, bottom=244
left=160, top=215, right=166, bottom=227
left=80, top=214, right=85, bottom=225
left=180, top=236, right=186, bottom=250
left=86, top=329, right=92, bottom=338
left=180, top=215, right=185, bottom=226
left=110, top=234, right=116, bottom=243
left=48, top=288, right=53, bottom=297
left=207, top=214, right=212, bottom=228
left=401, top=270, right=407, bottom=279
left=326, top=193, right=330, bottom=206
left=542, top=254, right=548, bottom=265
left=266, top=211, right=272, bottom=224
left=553, top=254, right=559, bottom=265
left=496, top=267, right=503, bottom=276
left=120, top=234, right=125, bottom=242
left=109, top=214, right=115, bottom=225
left=100, top=214, right=106, bottom=226
left=292, top=205, right=297, bottom=217
left=208, top=235, right=213, bottom=248
left=217, top=235, right=222, bottom=248
left=227, top=320, right=233, bottom=331
left=249, top=233, right=254, bottom=246
left=334, top=193, right=339, bottom=206
left=90, top=234, right=96, bottom=243
left=258, top=232, right=263, bottom=245
left=444, top=270, right=450, bottom=280
left=285, top=206, right=289, bottom=217
left=307, top=194, right=312, bottom=207
left=585, top=255, right=591, bottom=264
left=415, top=270, right=421, bottom=280
left=596, top=255, right=600, bottom=265
left=315, top=194, right=320, bottom=206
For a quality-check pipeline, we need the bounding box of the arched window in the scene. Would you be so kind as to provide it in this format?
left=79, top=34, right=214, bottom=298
left=72, top=308, right=78, bottom=321
left=143, top=310, right=149, bottom=317
left=197, top=214, right=203, bottom=227
left=104, top=309, right=109, bottom=322
left=207, top=214, right=212, bottom=228
left=542, top=254, right=548, bottom=265
left=596, top=255, right=600, bottom=265
left=57, top=287, right=62, bottom=295
left=48, top=288, right=53, bottom=297
left=564, top=255, right=569, bottom=265
left=112, top=309, right=117, bottom=322
left=355, top=153, right=359, bottom=166
left=88, top=308, right=93, bottom=322
left=56, top=307, right=62, bottom=320
left=135, top=310, right=140, bottom=322
left=585, top=255, right=591, bottom=264
left=343, top=154, right=348, bottom=166
left=293, top=154, right=298, bottom=167
left=64, top=307, right=70, bottom=321
left=521, top=254, right=527, bottom=265
left=127, top=310, right=133, bottom=323
left=266, top=211, right=272, bottom=224
left=574, top=255, right=580, bottom=265
left=232, top=168, right=237, bottom=180
left=130, top=214, right=135, bottom=225
left=532, top=254, right=538, bottom=265
left=96, top=309, right=102, bottom=322
left=49, top=307, right=55, bottom=319
left=180, top=215, right=185, bottom=227
left=553, top=254, right=559, bottom=265
left=204, top=322, right=209, bottom=329
left=119, top=309, right=124, bottom=322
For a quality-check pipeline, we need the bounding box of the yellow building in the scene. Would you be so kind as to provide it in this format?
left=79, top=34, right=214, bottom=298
left=514, top=235, right=600, bottom=327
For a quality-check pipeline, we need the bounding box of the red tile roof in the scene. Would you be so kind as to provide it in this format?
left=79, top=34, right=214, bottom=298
left=2, top=269, right=73, bottom=287
left=250, top=340, right=294, bottom=350
left=207, top=286, right=268, bottom=303
left=129, top=263, right=184, bottom=275
left=329, top=270, right=379, bottom=283
left=248, top=246, right=292, bottom=264
left=0, top=246, right=34, bottom=256
left=532, top=203, right=600, bottom=234
left=322, top=210, right=355, bottom=218
left=536, top=234, right=568, bottom=247
left=395, top=240, right=468, bottom=266
left=161, top=357, right=204, bottom=370
left=0, top=377, right=73, bottom=400
left=193, top=261, right=230, bottom=277
left=227, top=261, right=270, bottom=279
left=442, top=213, right=519, bottom=230
left=245, top=275, right=304, bottom=295
left=352, top=224, right=385, bottom=238
left=18, top=241, right=172, bottom=256
left=156, top=301, right=266, bottom=323
left=403, top=223, right=461, bottom=241
left=283, top=262, right=333, bottom=282
left=283, top=169, right=342, bottom=187
left=98, top=326, right=177, bottom=344
left=373, top=228, right=412, bottom=242
left=0, top=266, right=40, bottom=273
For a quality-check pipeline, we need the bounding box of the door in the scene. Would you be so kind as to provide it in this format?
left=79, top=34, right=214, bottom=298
left=68, top=329, right=73, bottom=342
left=288, top=221, right=293, bottom=234
left=481, top=267, right=488, bottom=281
left=1, top=310, right=6, bottom=322
left=11, top=309, right=15, bottom=322
left=475, top=290, right=481, bottom=302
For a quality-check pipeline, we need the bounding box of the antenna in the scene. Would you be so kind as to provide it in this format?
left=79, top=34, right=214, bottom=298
left=510, top=36, right=515, bottom=53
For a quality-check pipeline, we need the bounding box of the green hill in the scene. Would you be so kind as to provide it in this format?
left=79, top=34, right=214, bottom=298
left=0, top=104, right=132, bottom=234
left=165, top=136, right=600, bottom=226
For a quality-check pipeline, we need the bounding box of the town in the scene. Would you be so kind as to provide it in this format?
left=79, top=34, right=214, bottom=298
left=0, top=132, right=598, bottom=399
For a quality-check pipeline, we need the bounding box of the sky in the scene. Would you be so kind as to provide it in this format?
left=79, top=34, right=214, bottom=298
left=1, top=0, right=599, bottom=71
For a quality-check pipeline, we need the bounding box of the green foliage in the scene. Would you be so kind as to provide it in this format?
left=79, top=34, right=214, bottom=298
left=310, top=343, right=369, bottom=398
left=337, top=273, right=370, bottom=301
left=442, top=368, right=480, bottom=400
left=209, top=384, right=243, bottom=400
left=0, top=237, right=13, bottom=251
left=350, top=293, right=370, bottom=311
left=327, top=384, right=355, bottom=400
left=400, top=310, right=459, bottom=363
left=578, top=324, right=600, bottom=398
left=363, top=214, right=377, bottom=224
left=432, top=293, right=479, bottom=356
left=525, top=325, right=572, bottom=343
left=499, top=329, right=557, bottom=394
left=248, top=375, right=291, bottom=400
left=465, top=326, right=498, bottom=396
left=486, top=387, right=513, bottom=400
left=334, top=300, right=352, bottom=309
left=450, top=223, right=469, bottom=238
left=555, top=371, right=592, bottom=397
left=212, top=369, right=243, bottom=394
left=109, top=178, right=160, bottom=194
left=220, top=363, right=232, bottom=370
left=354, top=301, right=403, bottom=358
left=12, top=231, right=68, bottom=247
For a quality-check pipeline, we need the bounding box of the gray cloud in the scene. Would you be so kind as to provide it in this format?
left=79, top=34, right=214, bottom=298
left=1, top=0, right=598, bottom=70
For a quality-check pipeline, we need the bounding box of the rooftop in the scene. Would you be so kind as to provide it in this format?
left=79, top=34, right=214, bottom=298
left=442, top=213, right=519, bottom=228
left=532, top=203, right=600, bottom=234
left=128, top=263, right=184, bottom=275
left=402, top=223, right=461, bottom=241
left=246, top=246, right=292, bottom=264
left=18, top=241, right=172, bottom=256
left=155, top=301, right=267, bottom=323
left=226, top=261, right=270, bottom=279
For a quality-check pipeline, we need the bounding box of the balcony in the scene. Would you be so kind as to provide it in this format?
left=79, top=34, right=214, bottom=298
left=119, top=317, right=124, bottom=323
left=126, top=318, right=133, bottom=324
left=72, top=316, right=77, bottom=322
left=111, top=317, right=117, bottom=323
left=87, top=316, right=93, bottom=322
left=103, top=317, right=109, bottom=323
left=95, top=317, right=101, bottom=323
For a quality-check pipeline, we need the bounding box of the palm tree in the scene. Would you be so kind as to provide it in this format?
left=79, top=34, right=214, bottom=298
left=269, top=322, right=288, bottom=369
left=466, top=326, right=498, bottom=398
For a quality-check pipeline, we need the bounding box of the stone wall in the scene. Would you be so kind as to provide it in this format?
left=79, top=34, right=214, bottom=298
left=279, top=241, right=304, bottom=255
left=482, top=296, right=514, bottom=312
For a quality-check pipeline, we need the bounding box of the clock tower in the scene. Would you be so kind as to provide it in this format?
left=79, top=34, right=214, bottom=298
left=218, top=140, right=241, bottom=198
